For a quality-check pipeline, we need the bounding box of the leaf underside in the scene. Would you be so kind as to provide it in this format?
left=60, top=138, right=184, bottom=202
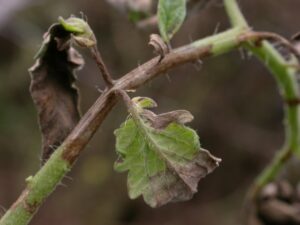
left=114, top=98, right=221, bottom=207
left=158, top=0, right=187, bottom=42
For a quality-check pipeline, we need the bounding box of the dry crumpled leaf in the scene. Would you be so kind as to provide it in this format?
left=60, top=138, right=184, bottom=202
left=114, top=96, right=221, bottom=207
left=29, top=23, right=84, bottom=163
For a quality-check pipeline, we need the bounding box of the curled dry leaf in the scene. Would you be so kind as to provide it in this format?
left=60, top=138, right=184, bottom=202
left=142, top=109, right=194, bottom=129
left=149, top=34, right=170, bottom=63
left=29, top=23, right=83, bottom=163
left=114, top=96, right=221, bottom=207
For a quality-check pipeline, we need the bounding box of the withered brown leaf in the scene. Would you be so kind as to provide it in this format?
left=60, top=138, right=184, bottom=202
left=29, top=24, right=84, bottom=163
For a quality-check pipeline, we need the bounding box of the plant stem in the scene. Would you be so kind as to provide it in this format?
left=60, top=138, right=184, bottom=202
left=90, top=46, right=114, bottom=87
left=0, top=26, right=248, bottom=225
left=2, top=1, right=299, bottom=224
left=224, top=0, right=248, bottom=28
left=224, top=0, right=300, bottom=197
left=0, top=147, right=70, bottom=225
left=247, top=42, right=300, bottom=196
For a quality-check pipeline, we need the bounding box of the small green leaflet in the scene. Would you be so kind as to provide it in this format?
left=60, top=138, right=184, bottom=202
left=58, top=16, right=97, bottom=48
left=158, top=0, right=187, bottom=43
left=114, top=96, right=221, bottom=207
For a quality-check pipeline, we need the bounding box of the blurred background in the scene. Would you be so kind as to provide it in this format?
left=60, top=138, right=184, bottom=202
left=0, top=0, right=300, bottom=224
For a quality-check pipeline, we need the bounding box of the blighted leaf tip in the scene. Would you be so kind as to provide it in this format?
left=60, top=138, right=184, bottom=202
left=114, top=95, right=221, bottom=207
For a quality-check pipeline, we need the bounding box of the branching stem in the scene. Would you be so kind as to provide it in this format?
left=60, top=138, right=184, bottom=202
left=1, top=1, right=300, bottom=225
left=0, top=25, right=248, bottom=225
left=90, top=46, right=115, bottom=87
left=224, top=0, right=300, bottom=199
left=239, top=31, right=300, bottom=62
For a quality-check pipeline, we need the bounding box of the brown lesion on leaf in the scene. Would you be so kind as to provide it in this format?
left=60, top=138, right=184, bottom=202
left=144, top=149, right=221, bottom=208
left=29, top=24, right=83, bottom=164
left=116, top=91, right=221, bottom=207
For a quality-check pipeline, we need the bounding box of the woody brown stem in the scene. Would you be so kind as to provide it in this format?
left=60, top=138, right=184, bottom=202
left=90, top=45, right=115, bottom=87
left=239, top=31, right=300, bottom=62
left=4, top=1, right=300, bottom=224
left=0, top=25, right=248, bottom=225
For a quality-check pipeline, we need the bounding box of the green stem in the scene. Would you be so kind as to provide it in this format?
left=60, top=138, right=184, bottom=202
left=248, top=42, right=300, bottom=196
left=224, top=0, right=248, bottom=28
left=0, top=147, right=70, bottom=225
left=224, top=0, right=300, bottom=196
left=190, top=26, right=246, bottom=55
left=1, top=1, right=298, bottom=224
left=0, top=26, right=248, bottom=225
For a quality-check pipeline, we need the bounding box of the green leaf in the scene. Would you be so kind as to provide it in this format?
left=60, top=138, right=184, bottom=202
left=58, top=16, right=86, bottom=34
left=158, top=0, right=187, bottom=42
left=114, top=96, right=221, bottom=207
left=132, top=96, right=157, bottom=109
left=58, top=16, right=97, bottom=48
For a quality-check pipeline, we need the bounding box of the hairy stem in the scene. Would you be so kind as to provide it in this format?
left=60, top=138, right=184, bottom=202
left=224, top=0, right=248, bottom=28
left=225, top=0, right=300, bottom=197
left=90, top=46, right=114, bottom=87
left=1, top=1, right=299, bottom=224
left=0, top=147, right=70, bottom=225
left=239, top=31, right=300, bottom=61
left=0, top=26, right=248, bottom=225
left=247, top=42, right=300, bottom=196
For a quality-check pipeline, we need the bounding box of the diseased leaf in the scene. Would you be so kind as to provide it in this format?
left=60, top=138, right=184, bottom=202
left=158, top=0, right=187, bottom=42
left=114, top=96, right=221, bottom=207
left=29, top=21, right=84, bottom=163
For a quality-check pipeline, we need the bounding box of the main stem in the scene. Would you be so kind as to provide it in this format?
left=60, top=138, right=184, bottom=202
left=224, top=0, right=300, bottom=197
left=0, top=26, right=247, bottom=225
left=1, top=1, right=299, bottom=225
